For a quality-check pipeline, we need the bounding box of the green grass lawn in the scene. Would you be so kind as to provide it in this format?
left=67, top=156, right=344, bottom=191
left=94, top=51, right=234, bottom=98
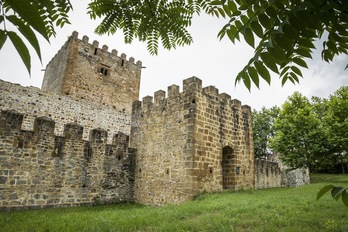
left=1, top=174, right=347, bottom=232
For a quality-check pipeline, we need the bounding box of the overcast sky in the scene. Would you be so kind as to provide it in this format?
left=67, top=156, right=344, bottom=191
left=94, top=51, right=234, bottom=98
left=0, top=3, right=347, bottom=110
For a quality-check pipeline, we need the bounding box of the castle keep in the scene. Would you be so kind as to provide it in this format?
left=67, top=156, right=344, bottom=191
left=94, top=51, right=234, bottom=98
left=131, top=78, right=254, bottom=205
left=0, top=32, right=308, bottom=210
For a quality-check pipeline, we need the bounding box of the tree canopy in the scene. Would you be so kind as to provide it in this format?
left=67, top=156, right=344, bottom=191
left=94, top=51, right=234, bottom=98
left=0, top=0, right=347, bottom=88
left=253, top=86, right=348, bottom=173
left=251, top=106, right=279, bottom=158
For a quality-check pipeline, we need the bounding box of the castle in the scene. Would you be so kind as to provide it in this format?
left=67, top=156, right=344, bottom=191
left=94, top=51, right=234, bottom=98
left=0, top=32, right=309, bottom=210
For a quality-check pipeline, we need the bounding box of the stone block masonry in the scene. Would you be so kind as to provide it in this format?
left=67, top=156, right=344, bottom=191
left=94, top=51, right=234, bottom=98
left=131, top=77, right=255, bottom=206
left=254, top=159, right=281, bottom=189
left=41, top=31, right=142, bottom=114
left=0, top=31, right=309, bottom=209
left=0, top=79, right=130, bottom=143
left=0, top=110, right=135, bottom=210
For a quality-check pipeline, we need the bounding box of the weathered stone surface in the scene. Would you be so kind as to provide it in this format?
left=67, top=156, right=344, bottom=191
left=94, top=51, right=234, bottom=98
left=0, top=110, right=135, bottom=210
left=131, top=77, right=255, bottom=206
left=0, top=32, right=309, bottom=210
left=0, top=79, right=130, bottom=143
left=254, top=155, right=310, bottom=189
left=42, top=31, right=142, bottom=113
left=254, top=159, right=281, bottom=189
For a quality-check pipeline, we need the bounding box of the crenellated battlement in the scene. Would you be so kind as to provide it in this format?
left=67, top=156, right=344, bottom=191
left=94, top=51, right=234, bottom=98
left=0, top=31, right=311, bottom=209
left=42, top=31, right=142, bottom=112
left=135, top=76, right=251, bottom=113
left=46, top=31, right=142, bottom=70
left=130, top=76, right=255, bottom=205
left=0, top=109, right=135, bottom=210
left=0, top=79, right=131, bottom=144
left=0, top=110, right=130, bottom=148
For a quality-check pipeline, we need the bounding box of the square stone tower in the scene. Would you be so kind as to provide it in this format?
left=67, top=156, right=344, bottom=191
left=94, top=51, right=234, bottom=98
left=130, top=77, right=255, bottom=206
left=41, top=31, right=142, bottom=113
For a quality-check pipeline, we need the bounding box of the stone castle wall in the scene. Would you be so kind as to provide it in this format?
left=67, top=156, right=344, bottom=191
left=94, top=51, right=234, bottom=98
left=0, top=110, right=135, bottom=210
left=131, top=77, right=254, bottom=206
left=254, top=156, right=310, bottom=189
left=254, top=159, right=281, bottom=189
left=42, top=31, right=142, bottom=113
left=0, top=79, right=130, bottom=143
left=0, top=30, right=310, bottom=209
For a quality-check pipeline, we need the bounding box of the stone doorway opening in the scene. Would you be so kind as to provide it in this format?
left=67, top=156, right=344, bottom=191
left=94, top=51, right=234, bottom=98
left=222, top=146, right=236, bottom=189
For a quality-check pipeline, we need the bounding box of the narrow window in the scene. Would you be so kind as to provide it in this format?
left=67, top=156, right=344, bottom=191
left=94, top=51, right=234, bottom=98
left=121, top=59, right=125, bottom=67
left=99, top=64, right=110, bottom=76
left=94, top=48, right=98, bottom=55
left=84, top=142, right=92, bottom=162
left=99, top=67, right=105, bottom=75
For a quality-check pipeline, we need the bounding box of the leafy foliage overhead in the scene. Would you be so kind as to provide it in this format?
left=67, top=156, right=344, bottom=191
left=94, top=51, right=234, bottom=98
left=0, top=0, right=72, bottom=74
left=87, top=0, right=201, bottom=55
left=1, top=0, right=348, bottom=88
left=212, top=0, right=348, bottom=89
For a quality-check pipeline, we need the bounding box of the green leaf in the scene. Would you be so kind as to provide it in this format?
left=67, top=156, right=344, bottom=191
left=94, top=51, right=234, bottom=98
left=258, top=13, right=271, bottom=29
left=8, top=31, right=31, bottom=74
left=244, top=28, right=255, bottom=47
left=210, top=1, right=222, bottom=6
left=250, top=21, right=263, bottom=38
left=280, top=66, right=290, bottom=77
left=331, top=186, right=345, bottom=201
left=218, top=7, right=226, bottom=18
left=247, top=66, right=259, bottom=89
left=292, top=57, right=308, bottom=68
left=296, top=47, right=312, bottom=58
left=289, top=72, right=299, bottom=83
left=217, top=26, right=227, bottom=40
left=291, top=66, right=303, bottom=77
left=289, top=14, right=307, bottom=31
left=317, top=185, right=334, bottom=200
left=342, top=189, right=348, bottom=207
left=6, top=15, right=42, bottom=62
left=298, top=38, right=316, bottom=49
left=5, top=0, right=50, bottom=41
left=255, top=61, right=271, bottom=84
left=241, top=70, right=251, bottom=91
left=241, top=15, right=249, bottom=25
left=223, top=5, right=232, bottom=17
left=0, top=30, right=7, bottom=49
left=265, top=6, right=278, bottom=19
left=261, top=52, right=279, bottom=74
left=281, top=74, right=288, bottom=86
left=228, top=1, right=237, bottom=12
left=268, top=44, right=287, bottom=63
left=282, top=24, right=300, bottom=40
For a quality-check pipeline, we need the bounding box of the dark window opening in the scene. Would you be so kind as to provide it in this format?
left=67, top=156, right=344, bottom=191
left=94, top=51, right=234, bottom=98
left=121, top=59, right=125, bottom=67
left=84, top=143, right=92, bottom=162
left=100, top=67, right=108, bottom=76
left=94, top=48, right=98, bottom=55
left=52, top=137, right=64, bottom=157
left=14, top=137, right=24, bottom=148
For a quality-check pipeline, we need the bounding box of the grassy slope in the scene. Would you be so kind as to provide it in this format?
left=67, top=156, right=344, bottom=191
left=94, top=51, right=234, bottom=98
left=1, top=174, right=347, bottom=232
